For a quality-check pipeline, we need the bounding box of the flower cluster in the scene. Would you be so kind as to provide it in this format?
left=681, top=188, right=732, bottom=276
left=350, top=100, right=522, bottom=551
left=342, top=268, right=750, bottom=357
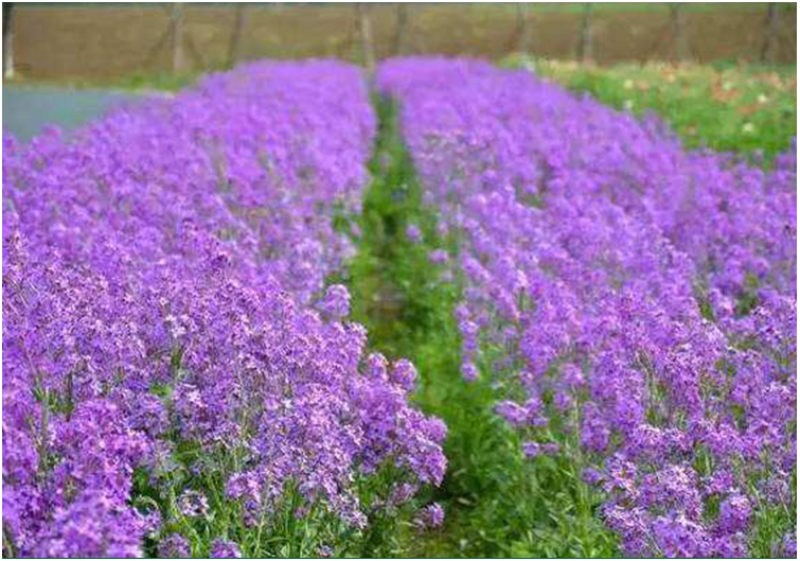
left=3, top=61, right=446, bottom=558
left=378, top=57, right=796, bottom=557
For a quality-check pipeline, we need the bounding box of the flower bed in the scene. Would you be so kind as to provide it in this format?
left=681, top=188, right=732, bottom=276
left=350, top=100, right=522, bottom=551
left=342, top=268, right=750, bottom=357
left=379, top=57, right=796, bottom=557
left=3, top=61, right=445, bottom=558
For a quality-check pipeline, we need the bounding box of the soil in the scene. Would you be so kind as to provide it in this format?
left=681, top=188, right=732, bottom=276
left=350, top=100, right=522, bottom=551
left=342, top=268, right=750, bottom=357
left=7, top=3, right=797, bottom=83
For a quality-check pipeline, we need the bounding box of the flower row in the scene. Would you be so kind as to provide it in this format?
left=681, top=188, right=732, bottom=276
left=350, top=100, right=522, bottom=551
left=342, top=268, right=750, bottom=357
left=3, top=61, right=445, bottom=558
left=378, top=57, right=796, bottom=558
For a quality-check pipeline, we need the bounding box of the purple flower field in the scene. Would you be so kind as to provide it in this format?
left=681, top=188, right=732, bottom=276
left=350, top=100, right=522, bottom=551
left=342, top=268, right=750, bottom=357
left=2, top=57, right=796, bottom=558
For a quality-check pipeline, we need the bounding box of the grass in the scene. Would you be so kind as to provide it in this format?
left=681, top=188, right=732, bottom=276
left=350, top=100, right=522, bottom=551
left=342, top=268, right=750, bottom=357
left=491, top=2, right=781, bottom=14
left=512, top=58, right=797, bottom=162
left=117, top=71, right=201, bottom=92
left=2, top=72, right=198, bottom=94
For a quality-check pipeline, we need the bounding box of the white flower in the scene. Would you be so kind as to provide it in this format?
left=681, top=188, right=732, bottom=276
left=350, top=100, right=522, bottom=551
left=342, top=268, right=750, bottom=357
left=522, top=58, right=536, bottom=73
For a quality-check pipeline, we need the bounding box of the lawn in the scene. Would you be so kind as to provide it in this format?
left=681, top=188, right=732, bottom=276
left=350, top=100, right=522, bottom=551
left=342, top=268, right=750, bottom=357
left=519, top=58, right=797, bottom=162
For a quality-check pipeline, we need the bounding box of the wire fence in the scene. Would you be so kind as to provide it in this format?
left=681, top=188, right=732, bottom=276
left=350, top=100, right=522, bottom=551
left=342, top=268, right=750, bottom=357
left=3, top=3, right=797, bottom=82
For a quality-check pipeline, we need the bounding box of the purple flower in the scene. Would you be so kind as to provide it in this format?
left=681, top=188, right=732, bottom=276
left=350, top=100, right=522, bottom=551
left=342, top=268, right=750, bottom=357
left=406, top=224, right=423, bottom=243
left=158, top=534, right=191, bottom=558
left=414, top=502, right=445, bottom=529
left=429, top=249, right=449, bottom=264
left=522, top=441, right=540, bottom=458
left=778, top=533, right=797, bottom=558
left=319, top=284, right=351, bottom=320
left=460, top=361, right=480, bottom=382
left=226, top=471, right=262, bottom=504
left=32, top=490, right=146, bottom=558
left=582, top=467, right=603, bottom=486
left=495, top=400, right=527, bottom=426
left=718, top=492, right=751, bottom=534
left=388, top=482, right=419, bottom=507
left=178, top=490, right=209, bottom=519
left=540, top=442, right=561, bottom=456
left=209, top=538, right=242, bottom=558
left=391, top=359, right=418, bottom=392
